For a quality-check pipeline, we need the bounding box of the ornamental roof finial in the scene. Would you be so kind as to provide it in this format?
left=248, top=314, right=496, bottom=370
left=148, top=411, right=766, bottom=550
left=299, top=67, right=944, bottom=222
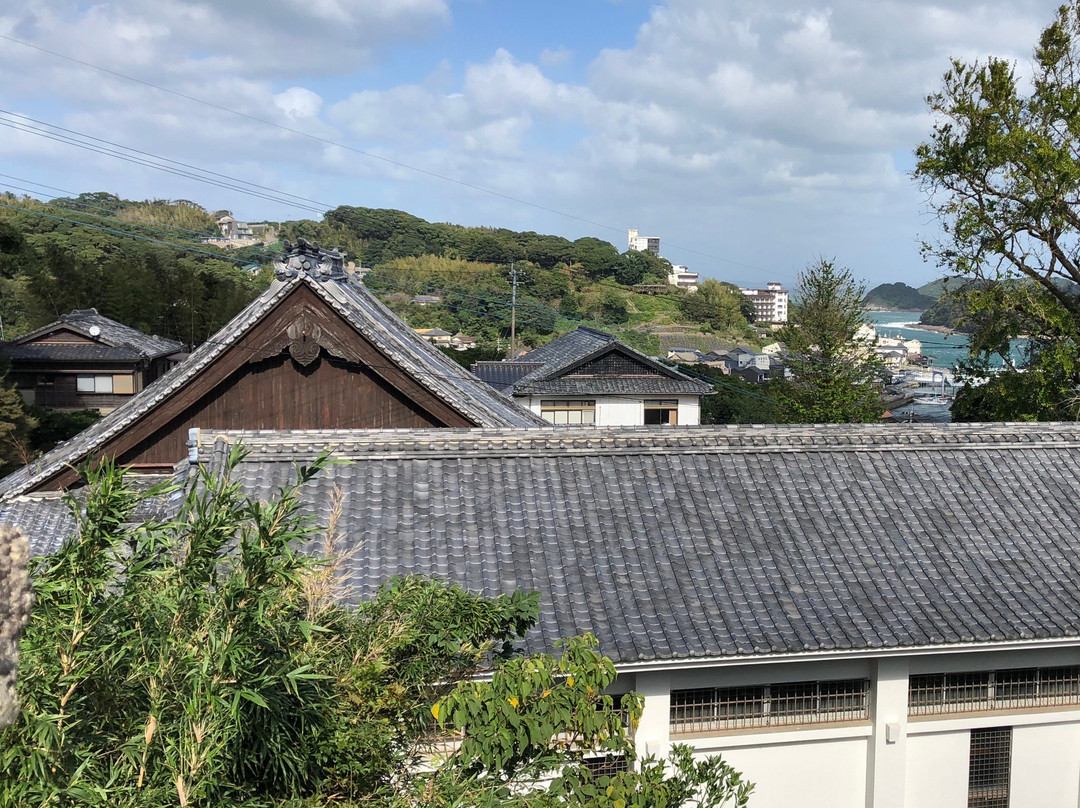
left=274, top=238, right=347, bottom=281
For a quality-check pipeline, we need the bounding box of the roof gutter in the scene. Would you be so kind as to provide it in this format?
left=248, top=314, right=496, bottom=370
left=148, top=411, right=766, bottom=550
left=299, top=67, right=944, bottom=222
left=614, top=636, right=1080, bottom=673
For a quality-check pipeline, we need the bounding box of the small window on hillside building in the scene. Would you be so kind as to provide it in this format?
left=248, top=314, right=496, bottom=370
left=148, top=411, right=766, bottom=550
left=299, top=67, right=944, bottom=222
left=969, top=728, right=1011, bottom=808
left=644, top=399, right=678, bottom=425
left=540, top=399, right=596, bottom=425
left=112, top=374, right=135, bottom=395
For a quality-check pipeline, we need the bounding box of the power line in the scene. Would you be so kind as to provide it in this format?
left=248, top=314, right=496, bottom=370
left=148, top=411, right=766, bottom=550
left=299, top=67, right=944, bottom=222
left=0, top=33, right=772, bottom=273
left=0, top=113, right=327, bottom=215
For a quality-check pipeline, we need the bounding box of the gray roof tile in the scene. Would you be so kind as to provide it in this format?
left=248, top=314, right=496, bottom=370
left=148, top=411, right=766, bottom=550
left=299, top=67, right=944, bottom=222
left=8, top=423, right=1079, bottom=665
left=500, top=327, right=713, bottom=397
left=0, top=309, right=182, bottom=361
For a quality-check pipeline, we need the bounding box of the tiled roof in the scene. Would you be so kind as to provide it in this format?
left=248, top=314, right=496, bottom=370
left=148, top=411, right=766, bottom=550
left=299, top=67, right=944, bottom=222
left=0, top=309, right=182, bottom=361
left=471, top=362, right=543, bottom=393
left=499, top=327, right=713, bottom=397
left=0, top=274, right=545, bottom=499
left=10, top=422, right=1080, bottom=666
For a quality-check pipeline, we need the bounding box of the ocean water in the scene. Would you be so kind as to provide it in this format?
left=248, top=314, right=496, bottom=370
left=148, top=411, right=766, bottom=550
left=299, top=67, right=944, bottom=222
left=865, top=310, right=971, bottom=371
left=866, top=311, right=967, bottom=423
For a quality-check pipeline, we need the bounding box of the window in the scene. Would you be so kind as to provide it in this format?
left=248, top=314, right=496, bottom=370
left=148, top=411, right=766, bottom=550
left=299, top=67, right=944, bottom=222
left=582, top=755, right=629, bottom=778
left=670, top=679, right=869, bottom=735
left=76, top=374, right=113, bottom=393
left=909, top=666, right=1080, bottom=717
left=112, top=374, right=135, bottom=394
left=540, top=399, right=596, bottom=425
left=644, top=399, right=678, bottom=425
left=969, top=728, right=1011, bottom=808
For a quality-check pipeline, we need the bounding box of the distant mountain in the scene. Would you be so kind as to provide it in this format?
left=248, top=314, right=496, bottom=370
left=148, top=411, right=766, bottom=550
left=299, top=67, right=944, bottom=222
left=916, top=277, right=959, bottom=301
left=863, top=282, right=936, bottom=311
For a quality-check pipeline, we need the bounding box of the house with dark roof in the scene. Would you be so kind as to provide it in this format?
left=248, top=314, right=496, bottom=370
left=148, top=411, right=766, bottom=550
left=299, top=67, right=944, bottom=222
left=0, top=309, right=184, bottom=413
left=5, top=423, right=1080, bottom=807
left=0, top=239, right=543, bottom=493
left=472, top=326, right=713, bottom=425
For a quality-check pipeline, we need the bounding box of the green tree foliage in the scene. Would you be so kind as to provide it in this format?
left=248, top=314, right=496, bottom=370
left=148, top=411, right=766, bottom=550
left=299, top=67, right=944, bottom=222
left=614, top=249, right=671, bottom=287
left=27, top=407, right=101, bottom=454
left=774, top=259, right=884, bottom=423
left=1, top=454, right=752, bottom=808
left=0, top=194, right=268, bottom=347
left=915, top=1, right=1080, bottom=419
left=0, top=363, right=36, bottom=474
left=688, top=365, right=782, bottom=424
left=677, top=280, right=754, bottom=336
left=419, top=636, right=752, bottom=807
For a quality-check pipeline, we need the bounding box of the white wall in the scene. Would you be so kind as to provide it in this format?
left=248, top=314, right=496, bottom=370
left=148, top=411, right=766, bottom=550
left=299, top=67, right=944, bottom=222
left=626, top=646, right=1080, bottom=808
left=523, top=396, right=701, bottom=426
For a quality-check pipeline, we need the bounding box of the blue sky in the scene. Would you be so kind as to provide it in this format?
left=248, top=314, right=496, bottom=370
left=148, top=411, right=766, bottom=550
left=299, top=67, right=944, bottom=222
left=0, top=0, right=1067, bottom=287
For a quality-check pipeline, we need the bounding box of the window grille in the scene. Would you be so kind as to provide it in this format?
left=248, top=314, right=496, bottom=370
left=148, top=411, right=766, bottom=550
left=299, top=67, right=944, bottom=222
left=582, top=755, right=629, bottom=778
left=670, top=679, right=869, bottom=735
left=968, top=727, right=1011, bottom=808
left=909, top=666, right=1080, bottom=716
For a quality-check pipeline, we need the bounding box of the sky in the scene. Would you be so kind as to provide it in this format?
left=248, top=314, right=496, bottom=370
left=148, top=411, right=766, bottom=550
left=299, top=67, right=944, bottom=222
left=0, top=0, right=1067, bottom=288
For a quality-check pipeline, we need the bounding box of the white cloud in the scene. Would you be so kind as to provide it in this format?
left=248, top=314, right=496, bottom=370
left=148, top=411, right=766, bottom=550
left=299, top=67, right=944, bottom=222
left=539, top=46, right=571, bottom=67
left=0, top=0, right=1069, bottom=285
left=274, top=88, right=323, bottom=120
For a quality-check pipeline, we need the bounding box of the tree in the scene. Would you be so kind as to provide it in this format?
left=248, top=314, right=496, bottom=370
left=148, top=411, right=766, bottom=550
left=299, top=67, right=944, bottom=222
left=1, top=453, right=752, bottom=808
left=774, top=259, right=884, bottom=423
left=677, top=280, right=751, bottom=333
left=688, top=365, right=782, bottom=424
left=0, top=363, right=35, bottom=475
left=914, top=2, right=1080, bottom=419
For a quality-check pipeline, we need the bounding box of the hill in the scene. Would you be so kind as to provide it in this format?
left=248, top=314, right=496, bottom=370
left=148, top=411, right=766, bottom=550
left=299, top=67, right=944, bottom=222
left=0, top=194, right=761, bottom=354
left=863, top=282, right=935, bottom=311
left=916, top=277, right=960, bottom=301
left=0, top=192, right=269, bottom=348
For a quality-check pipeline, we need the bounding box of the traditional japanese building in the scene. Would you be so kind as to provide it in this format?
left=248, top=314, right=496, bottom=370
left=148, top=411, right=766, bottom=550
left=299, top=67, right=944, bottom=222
left=472, top=326, right=713, bottom=426
left=0, top=309, right=183, bottom=413
left=0, top=240, right=542, bottom=493
left=5, top=243, right=1080, bottom=808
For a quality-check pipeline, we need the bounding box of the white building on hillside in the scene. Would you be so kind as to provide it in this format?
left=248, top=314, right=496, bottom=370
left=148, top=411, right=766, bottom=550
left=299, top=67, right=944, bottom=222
left=668, top=264, right=699, bottom=290
left=741, top=282, right=789, bottom=323
left=628, top=228, right=660, bottom=255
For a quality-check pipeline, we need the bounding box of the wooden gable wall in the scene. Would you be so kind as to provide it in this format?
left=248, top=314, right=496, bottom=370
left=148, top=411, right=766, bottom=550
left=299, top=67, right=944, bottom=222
left=39, top=283, right=475, bottom=488
left=25, top=328, right=98, bottom=346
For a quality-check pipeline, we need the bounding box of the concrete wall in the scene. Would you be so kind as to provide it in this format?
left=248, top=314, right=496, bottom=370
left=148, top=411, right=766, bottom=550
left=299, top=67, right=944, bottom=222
left=626, top=645, right=1080, bottom=808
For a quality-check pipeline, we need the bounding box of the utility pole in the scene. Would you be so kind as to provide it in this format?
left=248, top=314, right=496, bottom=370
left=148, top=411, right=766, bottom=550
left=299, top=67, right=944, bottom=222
left=509, top=261, right=518, bottom=358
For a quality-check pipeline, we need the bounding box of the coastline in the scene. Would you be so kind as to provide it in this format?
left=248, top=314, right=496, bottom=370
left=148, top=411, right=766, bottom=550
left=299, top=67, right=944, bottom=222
left=903, top=322, right=960, bottom=336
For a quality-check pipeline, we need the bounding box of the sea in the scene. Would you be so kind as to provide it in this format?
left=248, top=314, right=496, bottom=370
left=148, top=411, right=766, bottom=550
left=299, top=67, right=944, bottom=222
left=865, top=310, right=971, bottom=370
left=866, top=310, right=971, bottom=424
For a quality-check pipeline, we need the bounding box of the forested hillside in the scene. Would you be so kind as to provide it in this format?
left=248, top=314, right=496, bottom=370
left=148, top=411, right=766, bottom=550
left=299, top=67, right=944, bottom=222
left=0, top=194, right=760, bottom=353
left=280, top=205, right=758, bottom=350
left=0, top=192, right=269, bottom=347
